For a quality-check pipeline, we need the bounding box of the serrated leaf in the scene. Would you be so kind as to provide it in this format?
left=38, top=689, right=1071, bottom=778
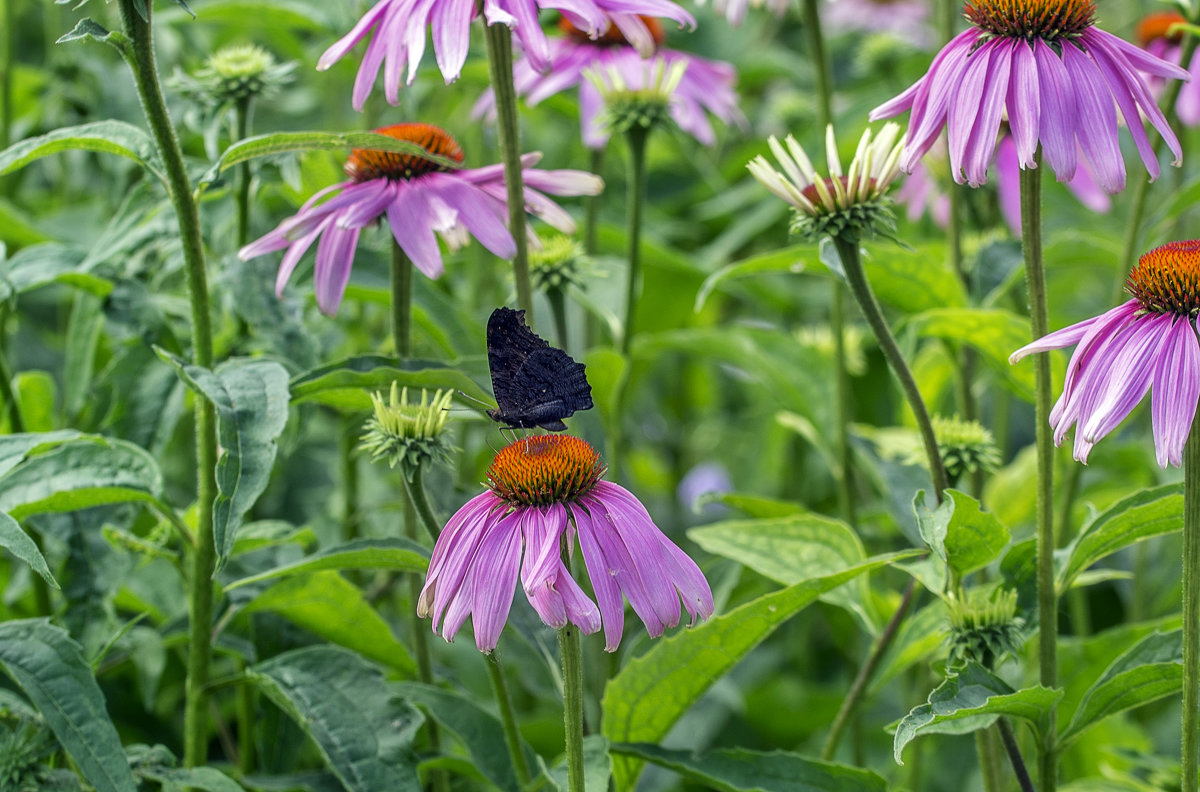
left=1061, top=630, right=1183, bottom=746
left=0, top=243, right=112, bottom=302
left=689, top=513, right=875, bottom=632
left=613, top=743, right=887, bottom=792
left=396, top=682, right=537, bottom=792
left=0, top=121, right=163, bottom=183
left=1058, top=484, right=1182, bottom=592
left=0, top=619, right=137, bottom=792
left=243, top=570, right=415, bottom=674
left=250, top=646, right=422, bottom=792
left=56, top=18, right=119, bottom=46
left=861, top=242, right=966, bottom=313
left=225, top=537, right=429, bottom=590
left=0, top=436, right=163, bottom=519
left=157, top=352, right=289, bottom=569
left=0, top=509, right=59, bottom=589
left=288, top=356, right=491, bottom=411
left=913, top=489, right=1010, bottom=579
left=603, top=551, right=917, bottom=789
left=909, top=308, right=1034, bottom=400
left=893, top=663, right=1062, bottom=765
left=694, top=245, right=813, bottom=313
left=200, top=131, right=463, bottom=190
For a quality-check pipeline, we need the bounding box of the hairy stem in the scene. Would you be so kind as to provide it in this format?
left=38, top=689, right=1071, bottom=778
left=391, top=241, right=413, bottom=358
left=486, top=655, right=532, bottom=787
left=233, top=96, right=253, bottom=249
left=115, top=0, right=218, bottom=767
left=997, top=718, right=1036, bottom=792
left=1182, top=419, right=1200, bottom=792
left=559, top=624, right=586, bottom=792
left=548, top=286, right=570, bottom=352
left=621, top=125, right=649, bottom=356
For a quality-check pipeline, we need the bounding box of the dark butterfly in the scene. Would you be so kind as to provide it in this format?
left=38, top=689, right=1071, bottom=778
left=486, top=307, right=593, bottom=431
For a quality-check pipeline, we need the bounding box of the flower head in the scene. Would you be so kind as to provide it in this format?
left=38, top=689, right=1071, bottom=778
left=1010, top=240, right=1200, bottom=467
left=418, top=435, right=714, bottom=653
left=946, top=588, right=1024, bottom=670
left=318, top=0, right=695, bottom=110
left=174, top=44, right=296, bottom=106
left=1138, top=11, right=1200, bottom=127
left=474, top=16, right=745, bottom=149
left=238, top=123, right=603, bottom=316
left=748, top=123, right=903, bottom=242
left=870, top=0, right=1189, bottom=193
left=530, top=233, right=591, bottom=292
left=586, top=57, right=688, bottom=135
left=914, top=414, right=1002, bottom=486
left=360, top=385, right=455, bottom=479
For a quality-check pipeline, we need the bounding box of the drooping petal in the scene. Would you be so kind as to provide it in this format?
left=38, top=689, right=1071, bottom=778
left=386, top=181, right=446, bottom=279
left=312, top=222, right=360, bottom=316
left=317, top=0, right=391, bottom=71
left=572, top=503, right=627, bottom=651
left=432, top=0, right=474, bottom=82
left=1150, top=316, right=1200, bottom=467
left=1084, top=34, right=1163, bottom=182
left=464, top=510, right=525, bottom=652
left=961, top=39, right=1013, bottom=186
left=1075, top=314, right=1167, bottom=447
left=426, top=177, right=517, bottom=258
left=946, top=39, right=997, bottom=185
left=1033, top=38, right=1078, bottom=182
left=1006, top=40, right=1040, bottom=168
left=1061, top=43, right=1124, bottom=193
left=995, top=136, right=1022, bottom=235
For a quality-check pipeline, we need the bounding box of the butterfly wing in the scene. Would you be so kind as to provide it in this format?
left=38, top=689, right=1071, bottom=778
left=487, top=307, right=550, bottom=422
left=486, top=307, right=593, bottom=430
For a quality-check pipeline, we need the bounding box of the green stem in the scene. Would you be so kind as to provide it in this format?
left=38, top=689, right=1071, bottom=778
left=391, top=241, right=412, bottom=358
left=800, top=0, right=833, bottom=129
left=1019, top=162, right=1056, bottom=792
left=340, top=415, right=361, bottom=542
left=483, top=23, right=533, bottom=318
left=997, top=718, right=1036, bottom=792
left=821, top=580, right=916, bottom=759
left=115, top=0, right=218, bottom=768
left=233, top=96, right=252, bottom=249
left=832, top=236, right=950, bottom=500
left=1182, top=419, right=1200, bottom=792
left=584, top=148, right=604, bottom=256
left=621, top=125, right=649, bottom=356
left=976, top=727, right=1002, bottom=792
left=548, top=287, right=570, bottom=352
left=558, top=624, right=586, bottom=792
left=401, top=469, right=440, bottom=544
left=2, top=0, right=13, bottom=150
left=486, top=655, right=532, bottom=787
left=236, top=658, right=254, bottom=774
left=830, top=283, right=856, bottom=527
left=0, top=347, right=25, bottom=432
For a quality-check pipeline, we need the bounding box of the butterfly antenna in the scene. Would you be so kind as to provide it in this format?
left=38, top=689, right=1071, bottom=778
left=456, top=390, right=496, bottom=412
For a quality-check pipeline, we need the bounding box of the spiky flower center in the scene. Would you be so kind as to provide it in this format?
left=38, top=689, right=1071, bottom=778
left=964, top=0, right=1095, bottom=43
left=800, top=176, right=879, bottom=215
left=1137, top=11, right=1185, bottom=45
left=1126, top=240, right=1200, bottom=317
left=559, top=15, right=665, bottom=47
left=345, top=123, right=464, bottom=182
left=486, top=435, right=605, bottom=506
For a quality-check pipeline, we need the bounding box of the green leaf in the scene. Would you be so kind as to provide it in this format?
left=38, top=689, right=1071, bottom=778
left=250, top=646, right=422, bottom=792
left=693, top=245, right=814, bottom=313
left=1061, top=630, right=1183, bottom=746
left=157, top=352, right=290, bottom=570
left=56, top=18, right=126, bottom=50
left=909, top=308, right=1034, bottom=400
left=138, top=765, right=246, bottom=792
left=243, top=570, right=416, bottom=674
left=15, top=370, right=57, bottom=433
left=289, top=356, right=491, bottom=411
left=0, top=619, right=137, bottom=792
left=226, top=537, right=429, bottom=591
left=689, top=513, right=875, bottom=632
left=0, top=243, right=113, bottom=302
left=581, top=348, right=629, bottom=436
left=0, top=121, right=163, bottom=183
left=861, top=242, right=967, bottom=313
left=1058, top=484, right=1182, bottom=592
left=64, top=291, right=106, bottom=419
left=602, top=551, right=916, bottom=789
left=613, top=743, right=887, bottom=792
left=546, top=736, right=611, bottom=792
left=0, top=436, right=163, bottom=519
left=893, top=663, right=1062, bottom=765
left=396, top=682, right=536, bottom=792
left=0, top=510, right=59, bottom=589
left=913, top=489, right=1010, bottom=579
left=0, top=431, right=83, bottom=478
left=201, top=131, right=464, bottom=190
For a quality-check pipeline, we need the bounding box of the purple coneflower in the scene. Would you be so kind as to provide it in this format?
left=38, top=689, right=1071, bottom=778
left=475, top=16, right=744, bottom=148
left=418, top=434, right=714, bottom=653
left=871, top=0, right=1189, bottom=193
left=1138, top=11, right=1200, bottom=126
left=238, top=123, right=602, bottom=316
left=1010, top=240, right=1200, bottom=468
left=319, top=0, right=696, bottom=110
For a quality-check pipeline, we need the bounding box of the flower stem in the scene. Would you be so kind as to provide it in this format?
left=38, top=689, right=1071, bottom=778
left=559, top=624, right=586, bottom=792
left=0, top=347, right=24, bottom=433
left=401, top=470, right=440, bottom=544
left=1, top=0, right=13, bottom=150
left=1182, top=417, right=1200, bottom=792
left=1018, top=161, right=1056, bottom=792
left=800, top=0, right=833, bottom=129
left=621, top=125, right=649, bottom=356
left=997, top=717, right=1036, bottom=792
left=486, top=654, right=532, bottom=787
left=391, top=241, right=412, bottom=358
left=821, top=579, right=916, bottom=759
left=830, top=283, right=856, bottom=527
left=585, top=148, right=604, bottom=256
left=483, top=23, right=533, bottom=318
left=976, top=727, right=1003, bottom=792
left=115, top=0, right=218, bottom=768
left=548, top=286, right=570, bottom=351
left=832, top=236, right=949, bottom=500
left=233, top=96, right=253, bottom=249
left=340, top=416, right=361, bottom=541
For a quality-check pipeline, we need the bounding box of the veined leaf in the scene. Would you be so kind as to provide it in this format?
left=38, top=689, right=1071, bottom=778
left=913, top=489, right=1010, bottom=579
left=0, top=121, right=163, bottom=183
left=226, top=537, right=429, bottom=591
left=289, top=356, right=491, bottom=411
left=0, top=510, right=59, bottom=588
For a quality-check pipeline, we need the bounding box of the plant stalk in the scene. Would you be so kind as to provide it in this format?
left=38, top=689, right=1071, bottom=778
left=559, top=624, right=586, bottom=792
left=391, top=241, right=413, bottom=358
left=997, top=717, right=1036, bottom=792
left=233, top=96, right=253, bottom=249
left=976, top=727, right=1003, bottom=792
left=486, top=654, right=532, bottom=787
left=115, top=0, right=218, bottom=767
left=1182, top=417, right=1200, bottom=792
left=1019, top=161, right=1056, bottom=792
left=401, top=471, right=441, bottom=545
left=621, top=124, right=649, bottom=356
left=483, top=23, right=533, bottom=318
left=0, top=347, right=24, bottom=433
left=548, top=286, right=570, bottom=352
left=832, top=236, right=950, bottom=500
left=2, top=0, right=13, bottom=150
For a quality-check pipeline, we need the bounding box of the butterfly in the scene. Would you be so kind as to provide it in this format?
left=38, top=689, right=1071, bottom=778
left=486, top=307, right=593, bottom=431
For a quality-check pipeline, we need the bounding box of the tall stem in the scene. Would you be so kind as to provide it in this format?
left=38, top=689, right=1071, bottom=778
left=548, top=287, right=570, bottom=352
left=621, top=125, right=649, bottom=356
left=997, top=718, right=1036, bottom=792
left=0, top=347, right=25, bottom=433
left=233, top=96, right=253, bottom=249
left=800, top=0, right=833, bottom=128
left=1182, top=419, right=1200, bottom=792
left=115, top=0, right=218, bottom=767
left=486, top=655, right=532, bottom=787
left=830, top=284, right=856, bottom=526
left=401, top=472, right=440, bottom=544
left=584, top=148, right=604, bottom=256
left=976, top=727, right=1002, bottom=792
left=483, top=23, right=533, bottom=318
left=832, top=236, right=949, bottom=500
left=2, top=0, right=13, bottom=150
left=391, top=241, right=413, bottom=358
left=558, top=624, right=586, bottom=792
left=340, top=415, right=361, bottom=541
left=1018, top=162, right=1056, bottom=792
